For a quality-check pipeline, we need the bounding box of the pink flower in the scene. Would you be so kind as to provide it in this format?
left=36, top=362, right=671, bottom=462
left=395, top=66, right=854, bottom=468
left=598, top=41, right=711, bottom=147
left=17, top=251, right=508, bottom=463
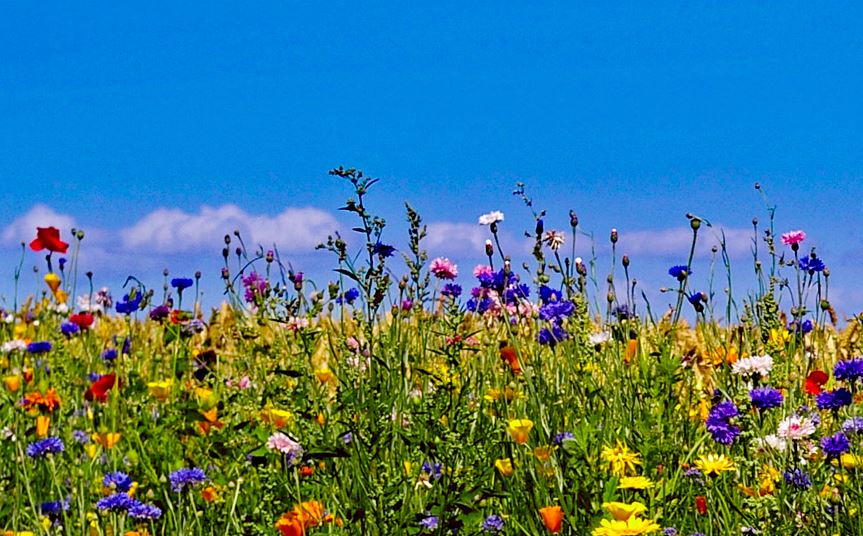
left=430, top=257, right=458, bottom=280
left=473, top=264, right=493, bottom=278
left=266, top=432, right=304, bottom=460
left=781, top=230, right=806, bottom=246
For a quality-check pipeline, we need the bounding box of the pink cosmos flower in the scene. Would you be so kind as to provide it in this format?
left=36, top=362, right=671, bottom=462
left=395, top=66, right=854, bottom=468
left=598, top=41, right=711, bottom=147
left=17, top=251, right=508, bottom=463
left=781, top=230, right=806, bottom=246
left=430, top=257, right=458, bottom=280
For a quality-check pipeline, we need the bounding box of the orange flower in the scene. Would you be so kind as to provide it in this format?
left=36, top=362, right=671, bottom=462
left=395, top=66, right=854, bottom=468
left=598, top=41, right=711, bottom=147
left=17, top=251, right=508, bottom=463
left=36, top=415, right=50, bottom=437
left=201, top=486, right=220, bottom=503
left=539, top=505, right=564, bottom=533
left=500, top=344, right=522, bottom=375
left=625, top=339, right=638, bottom=364
left=198, top=407, right=225, bottom=435
left=275, top=500, right=331, bottom=536
left=300, top=465, right=315, bottom=477
left=93, top=432, right=122, bottom=449
left=3, top=375, right=21, bottom=393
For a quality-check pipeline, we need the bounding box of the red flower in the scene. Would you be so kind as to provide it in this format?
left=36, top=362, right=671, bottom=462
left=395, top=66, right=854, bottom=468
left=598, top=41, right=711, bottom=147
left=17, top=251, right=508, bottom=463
left=695, top=495, right=707, bottom=515
left=85, top=374, right=121, bottom=403
left=69, top=313, right=94, bottom=331
left=29, top=227, right=69, bottom=254
left=804, top=370, right=828, bottom=395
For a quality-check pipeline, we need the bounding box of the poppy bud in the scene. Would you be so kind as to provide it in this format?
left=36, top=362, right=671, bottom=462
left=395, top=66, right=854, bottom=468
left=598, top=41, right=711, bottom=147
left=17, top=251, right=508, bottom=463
left=610, top=228, right=618, bottom=244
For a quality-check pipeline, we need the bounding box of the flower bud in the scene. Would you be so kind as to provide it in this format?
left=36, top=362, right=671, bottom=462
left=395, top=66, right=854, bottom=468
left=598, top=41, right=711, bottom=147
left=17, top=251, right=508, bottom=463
left=610, top=228, right=618, bottom=244
left=485, top=240, right=494, bottom=257
left=569, top=210, right=578, bottom=227
left=535, top=219, right=544, bottom=236
left=622, top=255, right=630, bottom=268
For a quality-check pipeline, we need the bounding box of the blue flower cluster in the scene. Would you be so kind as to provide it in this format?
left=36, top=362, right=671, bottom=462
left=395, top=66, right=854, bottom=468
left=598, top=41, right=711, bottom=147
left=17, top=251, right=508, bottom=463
left=26, top=437, right=64, bottom=458
left=169, top=467, right=207, bottom=492
left=783, top=468, right=812, bottom=490
left=706, top=401, right=740, bottom=445
left=749, top=386, right=783, bottom=412
left=798, top=256, right=825, bottom=273
left=816, top=388, right=852, bottom=411
left=834, top=357, right=863, bottom=383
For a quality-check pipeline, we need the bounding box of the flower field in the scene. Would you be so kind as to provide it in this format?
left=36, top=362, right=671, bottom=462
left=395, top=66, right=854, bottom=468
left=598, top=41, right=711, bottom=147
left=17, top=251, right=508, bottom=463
left=2, top=170, right=862, bottom=535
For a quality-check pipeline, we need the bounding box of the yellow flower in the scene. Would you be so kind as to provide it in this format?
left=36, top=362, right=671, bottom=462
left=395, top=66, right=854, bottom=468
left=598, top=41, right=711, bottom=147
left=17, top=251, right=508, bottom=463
left=36, top=415, right=50, bottom=438
left=93, top=432, right=122, bottom=449
left=534, top=445, right=554, bottom=462
left=3, top=375, right=22, bottom=393
left=84, top=444, right=99, bottom=459
left=260, top=407, right=295, bottom=428
left=769, top=327, right=791, bottom=346
left=194, top=386, right=216, bottom=408
left=601, top=442, right=642, bottom=477
left=592, top=516, right=660, bottom=535
left=840, top=453, right=861, bottom=470
left=619, top=476, right=654, bottom=490
left=602, top=501, right=647, bottom=521
left=688, top=398, right=710, bottom=422
left=694, top=453, right=735, bottom=477
left=147, top=379, right=173, bottom=402
left=44, top=273, right=61, bottom=294
left=507, top=419, right=534, bottom=445
left=495, top=458, right=514, bottom=477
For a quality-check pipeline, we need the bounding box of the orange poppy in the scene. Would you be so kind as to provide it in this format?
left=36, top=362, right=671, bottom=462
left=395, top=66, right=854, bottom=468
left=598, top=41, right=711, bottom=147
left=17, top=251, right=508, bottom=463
left=500, top=344, right=522, bottom=375
left=539, top=505, right=564, bottom=533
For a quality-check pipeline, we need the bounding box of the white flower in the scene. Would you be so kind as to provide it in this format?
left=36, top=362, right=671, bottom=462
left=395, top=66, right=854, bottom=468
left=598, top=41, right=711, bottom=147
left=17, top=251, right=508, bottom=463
left=543, top=230, right=566, bottom=251
left=3, top=314, right=13, bottom=324
left=731, top=354, right=773, bottom=377
left=266, top=432, right=303, bottom=462
left=752, top=433, right=788, bottom=452
left=1, top=340, right=27, bottom=353
left=777, top=415, right=817, bottom=441
left=478, top=211, right=505, bottom=226
left=588, top=331, right=612, bottom=346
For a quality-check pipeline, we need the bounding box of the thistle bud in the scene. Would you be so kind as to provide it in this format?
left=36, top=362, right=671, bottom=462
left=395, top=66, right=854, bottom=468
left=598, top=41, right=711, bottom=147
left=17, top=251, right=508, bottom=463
left=266, top=250, right=274, bottom=263
left=235, top=247, right=242, bottom=257
left=610, top=228, right=618, bottom=244
left=222, top=247, right=229, bottom=259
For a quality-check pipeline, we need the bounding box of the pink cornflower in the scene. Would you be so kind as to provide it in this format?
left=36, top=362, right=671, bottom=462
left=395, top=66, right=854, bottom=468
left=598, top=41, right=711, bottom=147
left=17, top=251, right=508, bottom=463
left=781, top=230, right=806, bottom=247
left=473, top=264, right=493, bottom=278
left=430, top=257, right=458, bottom=280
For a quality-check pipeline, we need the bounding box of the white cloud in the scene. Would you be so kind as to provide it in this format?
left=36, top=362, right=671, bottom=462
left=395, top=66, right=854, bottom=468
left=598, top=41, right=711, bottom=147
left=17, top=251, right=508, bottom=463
left=615, top=225, right=755, bottom=260
left=120, top=204, right=339, bottom=253
left=1, top=204, right=78, bottom=246
left=426, top=222, right=489, bottom=254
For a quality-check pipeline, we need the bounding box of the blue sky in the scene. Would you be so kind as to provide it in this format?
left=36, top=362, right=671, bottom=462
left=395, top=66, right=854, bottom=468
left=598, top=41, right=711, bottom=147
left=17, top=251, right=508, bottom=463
left=2, top=2, right=863, bottom=318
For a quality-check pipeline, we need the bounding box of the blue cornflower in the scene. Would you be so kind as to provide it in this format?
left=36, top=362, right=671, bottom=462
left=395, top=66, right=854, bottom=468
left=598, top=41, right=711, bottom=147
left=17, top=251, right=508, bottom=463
left=336, top=288, right=360, bottom=305
left=26, top=437, right=64, bottom=458
left=169, top=467, right=207, bottom=492
left=821, top=432, right=850, bottom=459
left=706, top=401, right=740, bottom=445
left=663, top=529, right=678, bottom=536
left=419, top=514, right=439, bottom=530
left=788, top=319, right=814, bottom=334
left=171, top=278, right=194, bottom=291
left=115, top=292, right=143, bottom=314
left=58, top=257, right=67, bottom=270
left=128, top=500, right=162, bottom=519
left=688, top=292, right=705, bottom=305
left=149, top=304, right=171, bottom=321
left=783, top=468, right=812, bottom=490
left=816, top=388, right=853, bottom=411
left=27, top=341, right=52, bottom=354
left=421, top=462, right=443, bottom=480
left=341, top=432, right=353, bottom=444
left=668, top=265, right=691, bottom=280
left=538, top=301, right=574, bottom=322
left=73, top=430, right=91, bottom=444
left=834, top=358, right=863, bottom=383
left=842, top=417, right=863, bottom=435
left=466, top=297, right=493, bottom=314
left=613, top=304, right=633, bottom=320
left=372, top=242, right=396, bottom=258
left=96, top=492, right=134, bottom=512
left=538, top=324, right=568, bottom=346
left=539, top=285, right=563, bottom=304
left=103, top=471, right=133, bottom=492
left=553, top=432, right=575, bottom=445
left=799, top=256, right=825, bottom=273
left=750, top=387, right=783, bottom=412
left=60, top=322, right=80, bottom=336
left=40, top=498, right=70, bottom=516
left=482, top=514, right=505, bottom=533
left=441, top=284, right=462, bottom=298
left=101, top=348, right=119, bottom=362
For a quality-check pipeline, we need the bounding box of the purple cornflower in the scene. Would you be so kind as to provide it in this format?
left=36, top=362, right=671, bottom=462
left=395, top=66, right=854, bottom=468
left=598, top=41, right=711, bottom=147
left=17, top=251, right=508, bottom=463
left=60, top=322, right=80, bottom=336
left=372, top=242, right=396, bottom=258
left=241, top=272, right=267, bottom=303
left=538, top=324, right=568, bottom=347
left=842, top=417, right=863, bottom=435
left=482, top=514, right=505, bottom=533
left=539, top=285, right=563, bottom=304
left=816, top=388, right=853, bottom=411
left=799, top=256, right=825, bottom=273
left=149, top=304, right=170, bottom=321
left=170, top=277, right=194, bottom=291
left=783, top=468, right=812, bottom=490
left=40, top=498, right=70, bottom=516
left=419, top=514, right=439, bottom=530
left=663, top=529, right=678, bottom=536
left=553, top=432, right=575, bottom=445
left=96, top=492, right=134, bottom=512
left=103, top=471, right=133, bottom=492
left=336, top=288, right=360, bottom=305
left=421, top=462, right=443, bottom=481
left=73, top=430, right=90, bottom=444
left=26, top=437, right=64, bottom=458
left=834, top=358, right=863, bottom=383
left=538, top=301, right=575, bottom=322
left=101, top=348, right=119, bottom=362
left=821, top=432, right=850, bottom=459
left=706, top=401, right=740, bottom=445
left=750, top=387, right=783, bottom=412
left=169, top=467, right=207, bottom=492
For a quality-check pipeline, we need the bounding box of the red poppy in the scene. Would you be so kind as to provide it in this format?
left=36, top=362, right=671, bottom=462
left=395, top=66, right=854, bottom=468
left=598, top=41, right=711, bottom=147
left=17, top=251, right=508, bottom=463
left=804, top=370, right=828, bottom=395
left=85, top=374, right=121, bottom=403
left=29, top=227, right=69, bottom=254
left=500, top=344, right=522, bottom=375
left=69, top=312, right=94, bottom=330
left=695, top=495, right=707, bottom=515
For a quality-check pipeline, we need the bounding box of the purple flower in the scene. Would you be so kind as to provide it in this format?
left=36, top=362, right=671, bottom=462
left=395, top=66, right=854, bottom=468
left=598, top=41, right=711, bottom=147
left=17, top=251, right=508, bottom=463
left=372, top=242, right=396, bottom=258
left=482, top=514, right=505, bottom=533
left=241, top=272, right=267, bottom=303
left=149, top=304, right=171, bottom=321
left=834, top=358, right=863, bottom=383
left=60, top=322, right=80, bottom=337
left=72, top=430, right=90, bottom=444
left=441, top=284, right=462, bottom=298
left=538, top=301, right=575, bottom=322
left=26, top=437, right=64, bottom=458
left=842, top=417, right=863, bottom=435
left=40, top=498, right=70, bottom=517
left=553, top=432, right=575, bottom=445
left=169, top=467, right=207, bottom=492
left=816, top=388, right=853, bottom=411
left=750, top=387, right=783, bottom=412
left=668, top=265, right=691, bottom=280
left=538, top=324, right=568, bottom=346
left=419, top=514, right=439, bottom=530
left=128, top=500, right=162, bottom=519
left=783, top=468, right=812, bottom=489
left=96, top=493, right=134, bottom=512
left=101, top=348, right=118, bottom=362
left=539, top=285, right=563, bottom=304
left=706, top=401, right=740, bottom=445
left=336, top=288, right=360, bottom=305
left=821, top=432, right=850, bottom=459
left=663, top=529, right=678, bottom=536
left=421, top=462, right=443, bottom=480
left=799, top=256, right=825, bottom=273
left=115, top=292, right=143, bottom=315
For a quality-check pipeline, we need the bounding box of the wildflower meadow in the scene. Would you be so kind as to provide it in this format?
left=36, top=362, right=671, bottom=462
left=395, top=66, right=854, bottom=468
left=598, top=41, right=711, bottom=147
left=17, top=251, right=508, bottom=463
left=2, top=169, right=863, bottom=536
